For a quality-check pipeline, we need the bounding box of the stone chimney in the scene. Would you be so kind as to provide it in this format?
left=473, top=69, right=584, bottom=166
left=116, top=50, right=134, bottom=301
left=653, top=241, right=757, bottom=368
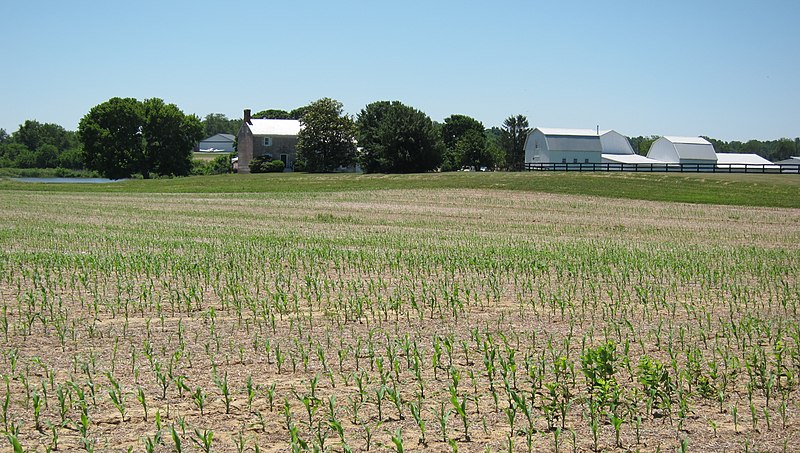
left=244, top=109, right=252, bottom=124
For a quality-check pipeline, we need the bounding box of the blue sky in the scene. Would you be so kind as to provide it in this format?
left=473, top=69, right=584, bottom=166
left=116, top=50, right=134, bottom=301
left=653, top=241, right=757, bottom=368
left=1, top=1, right=798, bottom=141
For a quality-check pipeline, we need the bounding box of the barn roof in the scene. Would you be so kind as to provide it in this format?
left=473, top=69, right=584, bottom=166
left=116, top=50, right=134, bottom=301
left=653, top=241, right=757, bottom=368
left=247, top=119, right=301, bottom=136
left=662, top=136, right=711, bottom=145
left=602, top=154, right=666, bottom=164
left=536, top=128, right=599, bottom=137
left=715, top=153, right=773, bottom=165
left=201, top=133, right=235, bottom=142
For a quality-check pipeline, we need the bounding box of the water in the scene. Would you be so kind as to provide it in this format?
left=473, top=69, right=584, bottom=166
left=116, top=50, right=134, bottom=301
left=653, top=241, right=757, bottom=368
left=11, top=177, right=127, bottom=184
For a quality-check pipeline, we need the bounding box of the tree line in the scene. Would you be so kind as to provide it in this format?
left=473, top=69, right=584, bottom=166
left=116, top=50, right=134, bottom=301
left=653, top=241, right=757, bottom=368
left=291, top=98, right=530, bottom=173
left=1, top=96, right=798, bottom=178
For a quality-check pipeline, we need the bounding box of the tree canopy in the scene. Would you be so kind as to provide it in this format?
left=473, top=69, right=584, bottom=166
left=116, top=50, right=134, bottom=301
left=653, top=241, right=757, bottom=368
left=440, top=114, right=497, bottom=171
left=201, top=113, right=240, bottom=137
left=252, top=109, right=291, bottom=120
left=0, top=120, right=83, bottom=169
left=295, top=98, right=357, bottom=173
left=357, top=101, right=443, bottom=173
left=78, top=97, right=203, bottom=179
left=500, top=115, right=530, bottom=170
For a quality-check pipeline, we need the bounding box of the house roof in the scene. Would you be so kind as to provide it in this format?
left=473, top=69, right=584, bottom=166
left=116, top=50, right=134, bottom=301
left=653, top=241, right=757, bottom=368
left=715, top=153, right=773, bottom=165
left=201, top=133, right=235, bottom=142
left=247, top=119, right=301, bottom=136
left=536, top=127, right=599, bottom=137
left=602, top=154, right=666, bottom=164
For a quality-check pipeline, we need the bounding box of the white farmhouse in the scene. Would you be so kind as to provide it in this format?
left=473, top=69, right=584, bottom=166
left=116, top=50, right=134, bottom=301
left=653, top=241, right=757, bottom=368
left=647, top=136, right=718, bottom=165
left=524, top=128, right=603, bottom=164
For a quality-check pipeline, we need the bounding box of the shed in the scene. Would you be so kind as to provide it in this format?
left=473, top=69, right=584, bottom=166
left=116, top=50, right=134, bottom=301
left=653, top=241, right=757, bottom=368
left=647, top=136, right=717, bottom=164
left=717, top=153, right=780, bottom=170
left=602, top=154, right=666, bottom=165
left=599, top=130, right=635, bottom=155
left=524, top=128, right=603, bottom=164
left=198, top=133, right=235, bottom=152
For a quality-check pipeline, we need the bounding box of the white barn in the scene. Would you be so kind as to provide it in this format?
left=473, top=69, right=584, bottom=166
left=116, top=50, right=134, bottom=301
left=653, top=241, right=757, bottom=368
left=599, top=130, right=635, bottom=154
left=647, top=136, right=717, bottom=165
left=524, top=128, right=603, bottom=164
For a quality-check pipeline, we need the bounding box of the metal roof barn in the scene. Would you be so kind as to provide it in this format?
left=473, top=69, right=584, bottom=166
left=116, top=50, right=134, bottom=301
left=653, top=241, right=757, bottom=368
left=524, top=128, right=603, bottom=164
left=647, top=136, right=718, bottom=164
left=599, top=130, right=635, bottom=155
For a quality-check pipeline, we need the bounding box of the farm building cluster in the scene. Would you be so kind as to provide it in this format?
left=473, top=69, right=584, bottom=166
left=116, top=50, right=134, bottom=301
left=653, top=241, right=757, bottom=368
left=524, top=128, right=780, bottom=169
left=219, top=108, right=795, bottom=173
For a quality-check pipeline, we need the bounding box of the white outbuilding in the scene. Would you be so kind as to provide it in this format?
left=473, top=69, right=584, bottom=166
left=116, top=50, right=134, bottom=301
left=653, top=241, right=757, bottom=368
left=524, top=128, right=603, bottom=164
left=599, top=130, right=635, bottom=155
left=775, top=156, right=800, bottom=165
left=647, top=136, right=718, bottom=165
left=715, top=153, right=777, bottom=171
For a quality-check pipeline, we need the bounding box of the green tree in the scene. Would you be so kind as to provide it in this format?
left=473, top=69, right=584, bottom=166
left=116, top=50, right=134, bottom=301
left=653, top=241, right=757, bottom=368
left=79, top=97, right=145, bottom=179
left=499, top=115, right=529, bottom=170
left=79, top=97, right=202, bottom=179
left=0, top=128, right=9, bottom=144
left=202, top=113, right=240, bottom=137
left=142, top=98, right=204, bottom=178
left=12, top=120, right=76, bottom=153
left=290, top=106, right=310, bottom=120
left=629, top=135, right=659, bottom=155
left=441, top=114, right=484, bottom=151
left=252, top=109, right=291, bottom=120
left=441, top=114, right=487, bottom=171
left=457, top=129, right=492, bottom=171
left=357, top=100, right=443, bottom=173
left=774, top=138, right=795, bottom=161
left=295, top=98, right=357, bottom=173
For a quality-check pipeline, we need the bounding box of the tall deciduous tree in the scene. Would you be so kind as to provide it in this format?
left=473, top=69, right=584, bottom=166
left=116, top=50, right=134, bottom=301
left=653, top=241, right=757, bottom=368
left=252, top=109, right=291, bottom=120
left=79, top=97, right=202, bottom=179
left=79, top=97, right=144, bottom=179
left=357, top=101, right=443, bottom=173
left=142, top=98, right=204, bottom=178
left=500, top=114, right=529, bottom=170
left=202, top=113, right=240, bottom=137
left=12, top=120, right=78, bottom=153
left=295, top=98, right=357, bottom=172
left=441, top=114, right=486, bottom=171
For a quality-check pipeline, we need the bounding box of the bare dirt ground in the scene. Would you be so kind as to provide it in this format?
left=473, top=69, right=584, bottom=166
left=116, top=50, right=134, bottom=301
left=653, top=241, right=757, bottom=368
left=0, top=188, right=798, bottom=452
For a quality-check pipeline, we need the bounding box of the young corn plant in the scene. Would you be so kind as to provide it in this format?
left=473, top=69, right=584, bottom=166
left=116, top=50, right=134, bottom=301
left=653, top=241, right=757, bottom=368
left=105, top=372, right=126, bottom=423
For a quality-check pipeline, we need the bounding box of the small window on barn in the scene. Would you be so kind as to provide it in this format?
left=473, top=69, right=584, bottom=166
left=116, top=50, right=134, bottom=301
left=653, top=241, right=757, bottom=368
left=263, top=137, right=272, bottom=147
left=585, top=158, right=589, bottom=164
left=562, top=158, right=567, bottom=163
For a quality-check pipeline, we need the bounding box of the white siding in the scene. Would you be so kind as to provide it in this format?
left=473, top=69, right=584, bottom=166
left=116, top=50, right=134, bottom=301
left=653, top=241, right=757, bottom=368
left=599, top=130, right=634, bottom=154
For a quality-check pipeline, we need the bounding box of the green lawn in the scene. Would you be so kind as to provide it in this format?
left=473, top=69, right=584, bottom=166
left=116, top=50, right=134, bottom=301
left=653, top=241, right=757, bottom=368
left=1, top=171, right=798, bottom=208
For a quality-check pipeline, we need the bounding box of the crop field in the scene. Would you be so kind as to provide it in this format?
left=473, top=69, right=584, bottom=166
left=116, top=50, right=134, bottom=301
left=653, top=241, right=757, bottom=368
left=0, top=177, right=799, bottom=452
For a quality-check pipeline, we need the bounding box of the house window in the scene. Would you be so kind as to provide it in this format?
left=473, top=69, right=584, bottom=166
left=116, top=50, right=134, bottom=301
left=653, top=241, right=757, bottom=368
left=573, top=158, right=578, bottom=164
left=584, top=158, right=590, bottom=163
left=561, top=158, right=567, bottom=163
left=263, top=137, right=272, bottom=147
